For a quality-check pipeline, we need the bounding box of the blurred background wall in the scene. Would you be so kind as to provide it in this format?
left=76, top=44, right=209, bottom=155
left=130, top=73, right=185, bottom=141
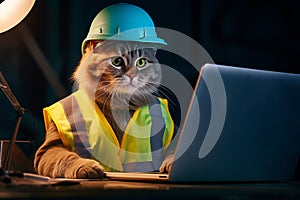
left=0, top=0, right=299, bottom=164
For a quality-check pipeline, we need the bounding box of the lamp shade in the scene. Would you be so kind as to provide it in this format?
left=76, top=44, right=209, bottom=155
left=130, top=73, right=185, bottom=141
left=0, top=0, right=35, bottom=33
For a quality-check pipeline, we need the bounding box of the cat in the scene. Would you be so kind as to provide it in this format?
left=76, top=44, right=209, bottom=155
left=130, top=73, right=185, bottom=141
left=34, top=40, right=175, bottom=178
left=74, top=40, right=163, bottom=143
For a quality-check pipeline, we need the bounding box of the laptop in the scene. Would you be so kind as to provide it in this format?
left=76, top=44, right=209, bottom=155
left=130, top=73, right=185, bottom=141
left=104, top=63, right=300, bottom=182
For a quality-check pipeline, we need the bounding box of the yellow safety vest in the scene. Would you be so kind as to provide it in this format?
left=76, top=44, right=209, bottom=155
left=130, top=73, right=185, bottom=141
left=43, top=90, right=174, bottom=172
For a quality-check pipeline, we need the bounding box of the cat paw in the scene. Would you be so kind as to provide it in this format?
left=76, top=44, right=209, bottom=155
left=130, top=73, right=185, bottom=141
left=65, top=158, right=105, bottom=179
left=159, top=154, right=175, bottom=173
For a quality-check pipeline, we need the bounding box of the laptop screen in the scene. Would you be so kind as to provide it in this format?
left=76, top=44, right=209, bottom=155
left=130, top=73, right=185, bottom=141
left=169, top=64, right=300, bottom=182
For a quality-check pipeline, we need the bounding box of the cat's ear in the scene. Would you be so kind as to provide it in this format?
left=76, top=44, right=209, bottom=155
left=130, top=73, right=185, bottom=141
left=147, top=47, right=157, bottom=57
left=153, top=49, right=157, bottom=56
left=88, top=40, right=103, bottom=49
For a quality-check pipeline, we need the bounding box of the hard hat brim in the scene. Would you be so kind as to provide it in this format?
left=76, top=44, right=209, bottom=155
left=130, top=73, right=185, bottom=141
left=81, top=34, right=167, bottom=55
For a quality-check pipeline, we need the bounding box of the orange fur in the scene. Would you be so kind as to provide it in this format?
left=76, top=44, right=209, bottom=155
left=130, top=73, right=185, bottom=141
left=34, top=41, right=173, bottom=178
left=34, top=42, right=105, bottom=178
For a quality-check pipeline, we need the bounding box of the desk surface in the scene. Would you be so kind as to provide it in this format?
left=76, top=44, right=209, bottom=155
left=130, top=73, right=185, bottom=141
left=0, top=176, right=299, bottom=200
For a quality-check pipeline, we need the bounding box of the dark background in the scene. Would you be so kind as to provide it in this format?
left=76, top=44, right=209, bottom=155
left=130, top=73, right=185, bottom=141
left=0, top=0, right=299, bottom=168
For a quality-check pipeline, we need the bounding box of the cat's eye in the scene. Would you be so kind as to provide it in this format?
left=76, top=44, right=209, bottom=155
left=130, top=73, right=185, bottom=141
left=111, top=57, right=124, bottom=68
left=136, top=58, right=147, bottom=68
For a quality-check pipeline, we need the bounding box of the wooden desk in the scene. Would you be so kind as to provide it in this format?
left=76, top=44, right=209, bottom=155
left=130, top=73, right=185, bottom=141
left=0, top=176, right=299, bottom=199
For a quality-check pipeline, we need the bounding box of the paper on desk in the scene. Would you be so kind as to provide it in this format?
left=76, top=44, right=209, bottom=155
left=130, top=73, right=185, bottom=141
left=22, top=173, right=102, bottom=185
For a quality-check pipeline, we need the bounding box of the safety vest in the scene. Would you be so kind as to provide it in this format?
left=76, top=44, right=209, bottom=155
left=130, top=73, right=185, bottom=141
left=43, top=89, right=174, bottom=172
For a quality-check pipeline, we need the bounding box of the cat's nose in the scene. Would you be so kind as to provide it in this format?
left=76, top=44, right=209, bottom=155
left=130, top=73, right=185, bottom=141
left=127, top=73, right=135, bottom=79
left=126, top=70, right=136, bottom=79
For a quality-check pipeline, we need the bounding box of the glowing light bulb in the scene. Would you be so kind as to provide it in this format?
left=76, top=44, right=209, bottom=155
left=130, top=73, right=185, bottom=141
left=0, top=0, right=35, bottom=33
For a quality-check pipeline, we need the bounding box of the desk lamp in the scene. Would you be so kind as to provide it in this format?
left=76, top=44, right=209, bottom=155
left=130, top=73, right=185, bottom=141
left=0, top=0, right=35, bottom=170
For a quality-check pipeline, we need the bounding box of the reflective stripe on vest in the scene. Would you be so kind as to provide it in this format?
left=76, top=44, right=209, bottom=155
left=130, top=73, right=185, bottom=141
left=121, top=99, right=165, bottom=172
left=60, top=95, right=91, bottom=158
left=43, top=90, right=174, bottom=172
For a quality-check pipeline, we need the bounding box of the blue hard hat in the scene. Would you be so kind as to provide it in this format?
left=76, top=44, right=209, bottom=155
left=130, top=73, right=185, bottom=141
left=81, top=3, right=167, bottom=54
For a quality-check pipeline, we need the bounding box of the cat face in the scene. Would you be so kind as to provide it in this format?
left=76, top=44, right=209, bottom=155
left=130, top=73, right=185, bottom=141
left=73, top=40, right=162, bottom=110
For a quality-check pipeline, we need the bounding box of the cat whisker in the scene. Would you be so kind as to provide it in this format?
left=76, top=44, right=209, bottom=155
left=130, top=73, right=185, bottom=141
left=110, top=86, right=131, bottom=109
left=150, top=84, right=178, bottom=108
left=95, top=80, right=116, bottom=87
left=142, top=84, right=159, bottom=93
left=94, top=80, right=119, bottom=93
left=95, top=90, right=109, bottom=99
left=100, top=91, right=113, bottom=114
left=95, top=84, right=113, bottom=93
left=97, top=80, right=115, bottom=84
